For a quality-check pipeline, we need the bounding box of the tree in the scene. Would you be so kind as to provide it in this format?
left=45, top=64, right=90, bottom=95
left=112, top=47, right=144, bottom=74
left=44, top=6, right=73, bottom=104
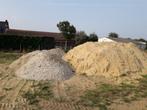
left=109, top=32, right=119, bottom=38
left=89, top=33, right=98, bottom=41
left=57, top=21, right=76, bottom=50
left=75, top=31, right=89, bottom=45
left=136, top=38, right=146, bottom=42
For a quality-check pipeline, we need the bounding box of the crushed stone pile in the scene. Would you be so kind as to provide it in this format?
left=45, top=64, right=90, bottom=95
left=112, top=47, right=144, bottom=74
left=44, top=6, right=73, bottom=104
left=10, top=48, right=74, bottom=81
left=64, top=42, right=147, bottom=79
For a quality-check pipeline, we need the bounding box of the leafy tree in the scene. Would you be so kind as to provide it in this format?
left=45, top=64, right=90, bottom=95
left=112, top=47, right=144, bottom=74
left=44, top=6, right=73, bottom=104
left=89, top=33, right=98, bottom=41
left=109, top=32, right=119, bottom=38
left=136, top=38, right=146, bottom=42
left=75, top=31, right=89, bottom=45
left=57, top=21, right=76, bottom=50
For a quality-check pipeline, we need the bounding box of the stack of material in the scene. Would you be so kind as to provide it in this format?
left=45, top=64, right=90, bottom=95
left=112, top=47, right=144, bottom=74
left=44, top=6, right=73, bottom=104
left=64, top=42, right=147, bottom=79
left=10, top=48, right=74, bottom=81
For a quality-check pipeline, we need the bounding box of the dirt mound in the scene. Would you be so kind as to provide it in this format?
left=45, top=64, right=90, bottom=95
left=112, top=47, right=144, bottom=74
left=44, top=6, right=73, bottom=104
left=0, top=65, right=5, bottom=75
left=10, top=48, right=74, bottom=81
left=0, top=64, right=9, bottom=75
left=64, top=42, right=147, bottom=79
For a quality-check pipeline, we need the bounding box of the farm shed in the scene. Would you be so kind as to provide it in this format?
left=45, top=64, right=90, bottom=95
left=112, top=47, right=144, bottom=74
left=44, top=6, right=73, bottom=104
left=99, top=37, right=146, bottom=50
left=0, top=34, right=55, bottom=52
left=0, top=20, right=75, bottom=51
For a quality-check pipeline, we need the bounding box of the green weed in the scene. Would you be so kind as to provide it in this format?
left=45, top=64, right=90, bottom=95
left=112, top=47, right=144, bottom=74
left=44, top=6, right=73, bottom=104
left=22, top=81, right=53, bottom=105
left=80, top=75, right=147, bottom=109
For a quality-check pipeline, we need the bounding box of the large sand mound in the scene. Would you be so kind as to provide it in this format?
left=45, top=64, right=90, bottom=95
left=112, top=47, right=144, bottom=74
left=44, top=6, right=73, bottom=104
left=64, top=42, right=147, bottom=79
left=10, top=48, right=74, bottom=81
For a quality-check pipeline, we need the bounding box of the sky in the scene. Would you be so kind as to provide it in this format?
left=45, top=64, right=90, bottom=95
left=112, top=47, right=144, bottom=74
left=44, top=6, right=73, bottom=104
left=0, top=0, right=147, bottom=39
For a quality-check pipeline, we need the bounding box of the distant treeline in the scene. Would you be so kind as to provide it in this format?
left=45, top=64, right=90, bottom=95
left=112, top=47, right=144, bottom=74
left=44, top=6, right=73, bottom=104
left=0, top=34, right=55, bottom=52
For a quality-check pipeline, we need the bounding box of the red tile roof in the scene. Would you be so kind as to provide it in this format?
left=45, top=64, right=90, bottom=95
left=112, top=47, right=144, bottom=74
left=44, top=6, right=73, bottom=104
left=5, top=29, right=65, bottom=41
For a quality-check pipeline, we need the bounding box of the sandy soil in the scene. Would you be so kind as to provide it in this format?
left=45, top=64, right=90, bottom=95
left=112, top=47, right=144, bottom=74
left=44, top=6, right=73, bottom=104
left=0, top=65, right=96, bottom=110
left=1, top=68, right=147, bottom=110
left=64, top=42, right=147, bottom=83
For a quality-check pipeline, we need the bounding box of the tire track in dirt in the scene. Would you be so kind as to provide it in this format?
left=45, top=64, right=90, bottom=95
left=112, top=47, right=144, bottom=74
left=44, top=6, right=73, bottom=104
left=41, top=101, right=96, bottom=110
left=0, top=75, right=11, bottom=88
left=0, top=78, right=96, bottom=110
left=3, top=77, right=21, bottom=90
left=0, top=75, right=13, bottom=101
left=0, top=74, right=9, bottom=81
left=0, top=103, right=31, bottom=110
left=15, top=80, right=34, bottom=104
left=2, top=79, right=27, bottom=103
left=0, top=102, right=95, bottom=110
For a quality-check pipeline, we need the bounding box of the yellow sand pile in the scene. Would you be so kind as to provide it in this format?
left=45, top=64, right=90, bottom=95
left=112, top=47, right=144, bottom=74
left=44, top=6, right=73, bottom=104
left=64, top=42, right=147, bottom=78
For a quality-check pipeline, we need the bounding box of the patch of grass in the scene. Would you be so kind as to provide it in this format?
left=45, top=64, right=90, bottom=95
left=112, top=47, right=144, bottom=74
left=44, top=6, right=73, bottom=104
left=80, top=75, right=147, bottom=109
left=80, top=84, right=114, bottom=109
left=0, top=52, right=22, bottom=64
left=34, top=81, right=54, bottom=100
left=22, top=90, right=39, bottom=105
left=98, top=104, right=108, bottom=110
left=22, top=81, right=53, bottom=105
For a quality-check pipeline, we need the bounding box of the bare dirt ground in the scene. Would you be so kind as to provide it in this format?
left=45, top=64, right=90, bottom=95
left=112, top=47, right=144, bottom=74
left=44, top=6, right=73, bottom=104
left=0, top=51, right=147, bottom=110
left=1, top=70, right=147, bottom=110
left=0, top=69, right=97, bottom=110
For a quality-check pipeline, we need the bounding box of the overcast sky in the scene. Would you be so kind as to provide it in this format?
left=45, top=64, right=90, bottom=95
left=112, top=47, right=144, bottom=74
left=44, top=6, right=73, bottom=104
left=0, top=0, right=147, bottom=39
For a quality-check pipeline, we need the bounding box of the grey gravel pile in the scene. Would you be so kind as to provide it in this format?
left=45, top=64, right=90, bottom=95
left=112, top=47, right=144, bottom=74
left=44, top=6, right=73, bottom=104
left=10, top=48, right=74, bottom=81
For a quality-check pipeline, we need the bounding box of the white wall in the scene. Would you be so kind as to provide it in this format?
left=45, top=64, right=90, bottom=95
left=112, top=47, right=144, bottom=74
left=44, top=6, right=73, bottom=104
left=98, top=37, right=115, bottom=43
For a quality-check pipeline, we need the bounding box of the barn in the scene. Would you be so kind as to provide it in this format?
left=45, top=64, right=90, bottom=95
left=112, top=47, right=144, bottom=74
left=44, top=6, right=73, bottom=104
left=0, top=20, right=75, bottom=51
